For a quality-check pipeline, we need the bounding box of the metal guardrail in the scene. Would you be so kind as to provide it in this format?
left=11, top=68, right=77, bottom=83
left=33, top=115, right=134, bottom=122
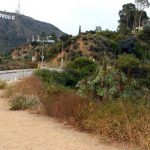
left=0, top=69, right=35, bottom=75
left=0, top=68, right=63, bottom=75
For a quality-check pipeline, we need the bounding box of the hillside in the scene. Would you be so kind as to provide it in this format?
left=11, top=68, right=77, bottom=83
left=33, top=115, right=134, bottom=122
left=11, top=30, right=150, bottom=68
left=0, top=11, right=63, bottom=52
left=50, top=31, right=150, bottom=67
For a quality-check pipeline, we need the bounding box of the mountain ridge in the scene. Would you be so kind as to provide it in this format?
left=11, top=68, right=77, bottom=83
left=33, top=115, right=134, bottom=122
left=0, top=10, right=63, bottom=52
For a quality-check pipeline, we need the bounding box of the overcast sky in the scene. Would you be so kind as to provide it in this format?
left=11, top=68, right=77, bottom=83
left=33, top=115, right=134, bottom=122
left=0, top=0, right=150, bottom=35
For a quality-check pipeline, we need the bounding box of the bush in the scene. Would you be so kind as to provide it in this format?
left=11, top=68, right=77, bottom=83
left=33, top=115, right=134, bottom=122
left=0, top=80, right=7, bottom=89
left=9, top=94, right=40, bottom=110
left=78, top=98, right=150, bottom=149
left=67, top=50, right=83, bottom=61
left=34, top=69, right=77, bottom=88
left=34, top=79, right=150, bottom=149
left=77, top=67, right=139, bottom=101
left=0, top=57, right=2, bottom=63
left=7, top=74, right=149, bottom=149
left=11, top=76, right=44, bottom=96
left=0, top=60, right=38, bottom=71
left=41, top=89, right=88, bottom=122
left=116, top=54, right=140, bottom=76
left=66, top=57, right=97, bottom=84
left=134, top=64, right=150, bottom=89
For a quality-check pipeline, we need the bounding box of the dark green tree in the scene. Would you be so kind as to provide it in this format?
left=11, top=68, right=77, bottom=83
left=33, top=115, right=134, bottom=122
left=135, top=0, right=150, bottom=29
left=138, top=24, right=150, bottom=43
left=118, top=3, right=148, bottom=34
left=50, top=32, right=57, bottom=42
left=118, top=3, right=136, bottom=34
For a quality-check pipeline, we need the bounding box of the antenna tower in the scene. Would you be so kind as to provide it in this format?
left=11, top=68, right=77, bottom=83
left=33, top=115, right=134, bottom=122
left=16, top=0, right=21, bottom=14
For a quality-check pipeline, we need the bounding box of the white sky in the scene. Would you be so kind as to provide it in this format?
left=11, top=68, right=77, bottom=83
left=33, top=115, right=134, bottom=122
left=0, top=0, right=150, bottom=35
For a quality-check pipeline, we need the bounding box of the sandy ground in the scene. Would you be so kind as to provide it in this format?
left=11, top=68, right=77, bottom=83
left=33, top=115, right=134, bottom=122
left=0, top=90, right=131, bottom=150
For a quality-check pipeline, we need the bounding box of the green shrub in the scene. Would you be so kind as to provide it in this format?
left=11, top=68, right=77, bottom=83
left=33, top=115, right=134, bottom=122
left=77, top=67, right=139, bottom=101
left=116, top=54, right=140, bottom=76
left=10, top=95, right=39, bottom=110
left=134, top=64, right=150, bottom=89
left=34, top=69, right=76, bottom=87
left=138, top=25, right=150, bottom=43
left=0, top=80, right=7, bottom=89
left=0, top=57, right=2, bottom=63
left=0, top=60, right=38, bottom=70
left=66, top=57, right=97, bottom=85
left=67, top=50, right=83, bottom=61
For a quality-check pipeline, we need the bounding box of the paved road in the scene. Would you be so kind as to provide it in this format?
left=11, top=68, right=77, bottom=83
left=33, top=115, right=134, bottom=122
left=0, top=69, right=34, bottom=81
left=0, top=68, right=63, bottom=81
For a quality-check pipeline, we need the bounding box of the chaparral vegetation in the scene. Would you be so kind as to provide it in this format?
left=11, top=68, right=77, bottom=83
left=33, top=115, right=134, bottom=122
left=5, top=1, right=150, bottom=150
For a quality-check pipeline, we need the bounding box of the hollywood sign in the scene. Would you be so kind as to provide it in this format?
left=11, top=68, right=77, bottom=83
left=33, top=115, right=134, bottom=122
left=0, top=13, right=15, bottom=21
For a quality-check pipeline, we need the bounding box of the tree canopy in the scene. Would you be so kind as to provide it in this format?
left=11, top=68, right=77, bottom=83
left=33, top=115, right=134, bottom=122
left=118, top=3, right=148, bottom=34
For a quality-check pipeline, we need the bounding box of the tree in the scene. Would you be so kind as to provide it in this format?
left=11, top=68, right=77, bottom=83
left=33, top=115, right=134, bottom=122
left=118, top=3, right=138, bottom=34
left=135, top=0, right=150, bottom=29
left=40, top=32, right=46, bottom=39
left=138, top=24, right=150, bottom=42
left=50, top=32, right=57, bottom=42
left=118, top=3, right=148, bottom=34
left=60, top=34, right=72, bottom=42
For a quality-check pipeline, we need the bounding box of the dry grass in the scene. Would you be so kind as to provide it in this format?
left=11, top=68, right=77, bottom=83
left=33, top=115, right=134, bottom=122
left=7, top=76, right=44, bottom=97
left=7, top=76, right=150, bottom=150
left=78, top=100, right=150, bottom=150
left=6, top=76, right=46, bottom=114
left=0, top=80, right=7, bottom=89
left=43, top=91, right=88, bottom=124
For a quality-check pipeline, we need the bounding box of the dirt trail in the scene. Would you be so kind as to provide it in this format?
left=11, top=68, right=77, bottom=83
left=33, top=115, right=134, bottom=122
left=0, top=90, right=129, bottom=150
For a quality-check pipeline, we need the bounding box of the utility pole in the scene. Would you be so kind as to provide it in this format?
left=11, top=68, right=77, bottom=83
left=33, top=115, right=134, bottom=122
left=18, top=0, right=21, bottom=14
left=22, top=51, right=24, bottom=78
left=79, top=25, right=81, bottom=34
left=60, top=42, right=64, bottom=68
left=41, top=37, right=44, bottom=68
left=16, top=0, right=21, bottom=14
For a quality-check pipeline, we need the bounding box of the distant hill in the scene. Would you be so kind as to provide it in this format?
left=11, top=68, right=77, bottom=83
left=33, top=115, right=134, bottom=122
left=0, top=11, right=63, bottom=52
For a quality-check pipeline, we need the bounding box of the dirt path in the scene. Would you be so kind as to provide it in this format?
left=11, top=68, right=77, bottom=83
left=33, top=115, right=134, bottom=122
left=0, top=90, right=130, bottom=150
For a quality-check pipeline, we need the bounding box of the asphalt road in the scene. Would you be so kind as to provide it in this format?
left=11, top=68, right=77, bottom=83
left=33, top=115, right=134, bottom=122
left=0, top=68, right=63, bottom=81
left=0, top=70, right=34, bottom=81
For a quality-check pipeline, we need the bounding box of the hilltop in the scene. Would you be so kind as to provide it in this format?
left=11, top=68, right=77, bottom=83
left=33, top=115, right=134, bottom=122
left=0, top=11, right=63, bottom=52
left=10, top=29, right=150, bottom=68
